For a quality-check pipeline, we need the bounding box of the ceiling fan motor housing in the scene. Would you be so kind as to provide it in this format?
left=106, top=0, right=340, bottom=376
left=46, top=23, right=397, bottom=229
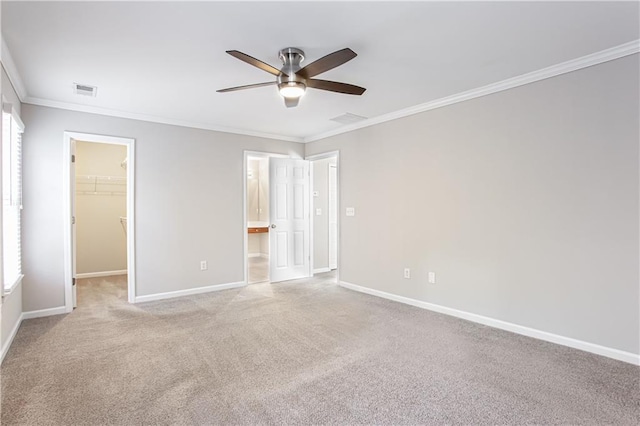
left=277, top=48, right=307, bottom=95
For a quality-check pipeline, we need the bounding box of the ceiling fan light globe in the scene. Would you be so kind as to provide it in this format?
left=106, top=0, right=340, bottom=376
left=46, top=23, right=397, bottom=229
left=279, top=82, right=306, bottom=98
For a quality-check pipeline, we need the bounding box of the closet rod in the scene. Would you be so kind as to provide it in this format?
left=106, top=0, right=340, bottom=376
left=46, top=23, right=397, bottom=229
left=76, top=175, right=126, bottom=181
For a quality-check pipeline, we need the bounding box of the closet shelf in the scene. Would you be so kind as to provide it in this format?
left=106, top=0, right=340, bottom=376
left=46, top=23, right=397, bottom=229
left=76, top=175, right=126, bottom=196
left=76, top=175, right=126, bottom=184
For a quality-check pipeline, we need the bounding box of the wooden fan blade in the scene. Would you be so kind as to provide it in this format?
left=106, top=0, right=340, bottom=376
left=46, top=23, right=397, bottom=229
left=284, top=97, right=299, bottom=108
left=217, top=81, right=276, bottom=93
left=296, top=48, right=357, bottom=79
left=307, top=79, right=366, bottom=95
left=226, top=50, right=286, bottom=76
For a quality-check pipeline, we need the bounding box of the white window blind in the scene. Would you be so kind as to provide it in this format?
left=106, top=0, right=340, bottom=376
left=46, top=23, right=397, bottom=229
left=2, top=103, right=24, bottom=293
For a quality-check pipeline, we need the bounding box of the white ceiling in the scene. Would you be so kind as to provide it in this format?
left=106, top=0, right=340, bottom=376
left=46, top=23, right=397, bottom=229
left=2, top=1, right=639, bottom=142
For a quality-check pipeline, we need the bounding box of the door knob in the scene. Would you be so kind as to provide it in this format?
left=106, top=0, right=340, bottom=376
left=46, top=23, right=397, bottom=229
left=271, top=224, right=276, bottom=229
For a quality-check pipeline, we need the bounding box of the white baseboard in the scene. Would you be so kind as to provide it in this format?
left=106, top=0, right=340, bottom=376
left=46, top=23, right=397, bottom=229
left=313, top=267, right=331, bottom=274
left=76, top=270, right=128, bottom=279
left=23, top=306, right=68, bottom=319
left=248, top=253, right=269, bottom=259
left=339, top=281, right=640, bottom=366
left=1, top=312, right=24, bottom=364
left=135, top=281, right=246, bottom=303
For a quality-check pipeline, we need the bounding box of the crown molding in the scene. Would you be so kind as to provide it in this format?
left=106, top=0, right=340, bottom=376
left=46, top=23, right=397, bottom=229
left=3, top=39, right=301, bottom=142
left=1, top=39, right=28, bottom=102
left=304, top=39, right=640, bottom=143
left=3, top=37, right=638, bottom=145
left=23, top=97, right=304, bottom=143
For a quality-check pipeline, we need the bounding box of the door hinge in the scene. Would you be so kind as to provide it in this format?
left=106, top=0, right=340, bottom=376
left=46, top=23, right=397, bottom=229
left=72, top=277, right=76, bottom=286
left=72, top=216, right=75, bottom=224
left=71, top=154, right=76, bottom=163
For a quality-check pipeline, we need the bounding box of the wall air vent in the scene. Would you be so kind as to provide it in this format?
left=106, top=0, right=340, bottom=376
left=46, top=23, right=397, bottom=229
left=330, top=113, right=367, bottom=125
left=73, top=83, right=97, bottom=97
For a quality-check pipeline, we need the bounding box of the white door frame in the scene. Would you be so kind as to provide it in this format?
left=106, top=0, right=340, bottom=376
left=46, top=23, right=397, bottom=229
left=243, top=150, right=289, bottom=284
left=328, top=163, right=338, bottom=270
left=63, top=131, right=136, bottom=310
left=306, top=151, right=340, bottom=283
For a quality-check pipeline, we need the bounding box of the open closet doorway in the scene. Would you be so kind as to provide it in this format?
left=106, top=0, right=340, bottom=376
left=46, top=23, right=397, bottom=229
left=309, top=152, right=339, bottom=283
left=63, top=132, right=135, bottom=311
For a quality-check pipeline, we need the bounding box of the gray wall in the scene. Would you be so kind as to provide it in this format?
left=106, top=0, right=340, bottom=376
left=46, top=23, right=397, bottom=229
left=0, top=65, right=23, bottom=355
left=21, top=105, right=304, bottom=310
left=305, top=54, right=640, bottom=354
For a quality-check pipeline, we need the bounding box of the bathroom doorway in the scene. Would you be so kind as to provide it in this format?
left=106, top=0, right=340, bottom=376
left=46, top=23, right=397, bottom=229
left=246, top=154, right=270, bottom=284
left=244, top=151, right=311, bottom=285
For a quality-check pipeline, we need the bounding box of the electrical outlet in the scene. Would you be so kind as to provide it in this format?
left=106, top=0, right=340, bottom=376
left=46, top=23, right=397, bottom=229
left=428, top=271, right=436, bottom=284
left=200, top=261, right=208, bottom=271
left=404, top=268, right=411, bottom=279
left=316, top=208, right=322, bottom=216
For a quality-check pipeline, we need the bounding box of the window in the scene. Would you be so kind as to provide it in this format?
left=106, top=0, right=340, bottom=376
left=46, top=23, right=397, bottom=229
left=2, top=103, right=24, bottom=293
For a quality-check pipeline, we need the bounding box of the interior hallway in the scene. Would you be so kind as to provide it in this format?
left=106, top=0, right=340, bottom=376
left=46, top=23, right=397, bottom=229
left=1, top=274, right=637, bottom=424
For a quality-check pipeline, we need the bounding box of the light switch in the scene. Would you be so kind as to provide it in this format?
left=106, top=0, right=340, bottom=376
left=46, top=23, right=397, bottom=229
left=316, top=208, right=322, bottom=216
left=346, top=207, right=355, bottom=217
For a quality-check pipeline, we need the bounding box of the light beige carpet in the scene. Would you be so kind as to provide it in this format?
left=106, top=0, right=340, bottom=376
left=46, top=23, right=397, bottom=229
left=1, top=273, right=638, bottom=425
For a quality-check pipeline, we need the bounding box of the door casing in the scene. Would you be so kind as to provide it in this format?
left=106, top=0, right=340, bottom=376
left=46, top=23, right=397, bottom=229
left=307, top=151, right=340, bottom=283
left=328, top=163, right=338, bottom=270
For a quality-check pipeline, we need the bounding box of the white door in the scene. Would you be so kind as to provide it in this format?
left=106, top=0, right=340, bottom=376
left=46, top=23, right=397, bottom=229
left=71, top=139, right=77, bottom=308
left=328, top=163, right=338, bottom=270
left=269, top=158, right=310, bottom=282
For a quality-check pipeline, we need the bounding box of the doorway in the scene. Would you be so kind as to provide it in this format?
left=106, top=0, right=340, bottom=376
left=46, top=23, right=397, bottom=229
left=309, top=152, right=339, bottom=283
left=63, top=132, right=136, bottom=311
left=246, top=154, right=270, bottom=284
left=244, top=151, right=311, bottom=285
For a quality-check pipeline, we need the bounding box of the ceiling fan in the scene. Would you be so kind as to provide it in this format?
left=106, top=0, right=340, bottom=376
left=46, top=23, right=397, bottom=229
left=217, top=47, right=366, bottom=108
